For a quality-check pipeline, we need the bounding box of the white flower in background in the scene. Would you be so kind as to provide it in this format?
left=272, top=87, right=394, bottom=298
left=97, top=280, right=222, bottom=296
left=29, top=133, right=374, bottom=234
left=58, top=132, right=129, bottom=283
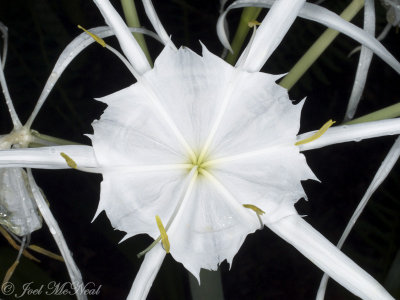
left=1, top=0, right=400, bottom=299
left=0, top=21, right=87, bottom=300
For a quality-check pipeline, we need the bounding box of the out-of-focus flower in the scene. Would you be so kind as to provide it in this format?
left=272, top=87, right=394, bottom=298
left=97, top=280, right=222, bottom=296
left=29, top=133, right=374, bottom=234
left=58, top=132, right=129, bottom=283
left=0, top=21, right=87, bottom=300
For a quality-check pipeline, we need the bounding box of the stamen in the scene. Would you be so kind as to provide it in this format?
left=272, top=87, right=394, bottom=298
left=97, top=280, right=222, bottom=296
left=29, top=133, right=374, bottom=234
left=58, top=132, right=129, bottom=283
left=243, top=204, right=265, bottom=229
left=2, top=260, right=18, bottom=292
left=295, top=120, right=336, bottom=146
left=248, top=20, right=261, bottom=28
left=2, top=235, right=26, bottom=290
left=155, top=215, right=170, bottom=253
left=243, top=204, right=265, bottom=215
left=28, top=245, right=64, bottom=262
left=60, top=152, right=77, bottom=169
left=137, top=167, right=198, bottom=258
left=77, top=25, right=106, bottom=47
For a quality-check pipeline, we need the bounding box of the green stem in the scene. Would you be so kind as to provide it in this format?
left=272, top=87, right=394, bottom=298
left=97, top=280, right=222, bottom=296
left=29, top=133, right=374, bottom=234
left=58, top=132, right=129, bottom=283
left=344, top=102, right=400, bottom=125
left=120, top=0, right=153, bottom=65
left=225, top=7, right=262, bottom=65
left=279, top=0, right=365, bottom=90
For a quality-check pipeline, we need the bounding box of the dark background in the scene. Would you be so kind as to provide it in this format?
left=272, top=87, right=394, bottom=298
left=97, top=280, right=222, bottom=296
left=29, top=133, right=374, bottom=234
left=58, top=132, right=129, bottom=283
left=0, top=0, right=399, bottom=299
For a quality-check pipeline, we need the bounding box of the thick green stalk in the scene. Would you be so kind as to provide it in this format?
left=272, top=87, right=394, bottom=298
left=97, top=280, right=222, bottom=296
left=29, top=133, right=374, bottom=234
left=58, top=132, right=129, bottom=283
left=345, top=102, right=400, bottom=125
left=225, top=7, right=262, bottom=65
left=280, top=0, right=365, bottom=90
left=120, top=0, right=153, bottom=65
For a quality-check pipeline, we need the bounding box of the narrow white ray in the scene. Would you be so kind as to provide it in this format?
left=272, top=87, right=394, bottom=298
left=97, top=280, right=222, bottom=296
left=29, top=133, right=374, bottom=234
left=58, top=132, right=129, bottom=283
left=344, top=0, right=375, bottom=122
left=140, top=78, right=197, bottom=162
left=27, top=170, right=87, bottom=300
left=0, top=22, right=8, bottom=68
left=0, top=145, right=98, bottom=169
left=25, top=26, right=162, bottom=129
left=93, top=0, right=151, bottom=74
left=0, top=53, right=21, bottom=129
left=268, top=214, right=395, bottom=300
left=298, top=118, right=400, bottom=151
left=141, top=0, right=174, bottom=48
left=203, top=144, right=284, bottom=167
left=200, top=169, right=259, bottom=226
left=128, top=168, right=198, bottom=300
left=106, top=164, right=192, bottom=173
left=217, top=0, right=400, bottom=74
left=197, top=70, right=243, bottom=164
left=238, top=0, right=306, bottom=72
left=316, top=136, right=400, bottom=299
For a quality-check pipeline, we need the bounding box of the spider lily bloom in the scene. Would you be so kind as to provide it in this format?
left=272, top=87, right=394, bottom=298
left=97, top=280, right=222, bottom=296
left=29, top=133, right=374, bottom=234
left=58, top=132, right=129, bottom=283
left=0, top=22, right=88, bottom=300
left=1, top=0, right=400, bottom=299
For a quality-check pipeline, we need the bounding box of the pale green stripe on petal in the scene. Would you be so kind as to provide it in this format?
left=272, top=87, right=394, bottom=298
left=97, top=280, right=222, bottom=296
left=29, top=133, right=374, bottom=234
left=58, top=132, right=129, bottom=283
left=0, top=145, right=98, bottom=170
left=267, top=214, right=394, bottom=300
left=93, top=0, right=151, bottom=75
left=298, top=118, right=400, bottom=151
left=316, top=136, right=400, bottom=300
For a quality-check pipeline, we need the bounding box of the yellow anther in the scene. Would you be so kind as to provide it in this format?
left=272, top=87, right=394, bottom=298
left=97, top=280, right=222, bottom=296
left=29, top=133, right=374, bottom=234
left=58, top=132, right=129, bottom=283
left=2, top=260, right=19, bottom=292
left=243, top=204, right=265, bottom=215
left=155, top=215, right=170, bottom=253
left=248, top=20, right=261, bottom=28
left=77, top=25, right=106, bottom=47
left=295, top=119, right=336, bottom=146
left=60, top=152, right=77, bottom=169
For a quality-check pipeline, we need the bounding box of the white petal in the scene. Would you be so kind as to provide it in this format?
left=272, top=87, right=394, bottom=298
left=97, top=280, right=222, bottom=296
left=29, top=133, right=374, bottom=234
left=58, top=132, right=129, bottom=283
left=96, top=169, right=188, bottom=239
left=138, top=45, right=234, bottom=153
left=0, top=145, right=98, bottom=170
left=127, top=244, right=166, bottom=300
left=0, top=168, right=41, bottom=236
left=238, top=0, right=305, bottom=72
left=93, top=0, right=151, bottom=75
left=298, top=118, right=400, bottom=151
left=268, top=214, right=394, bottom=300
left=27, top=170, right=87, bottom=300
left=317, top=135, right=400, bottom=299
left=210, top=146, right=316, bottom=222
left=344, top=0, right=375, bottom=122
left=91, top=76, right=188, bottom=166
left=207, top=73, right=302, bottom=158
left=168, top=171, right=260, bottom=281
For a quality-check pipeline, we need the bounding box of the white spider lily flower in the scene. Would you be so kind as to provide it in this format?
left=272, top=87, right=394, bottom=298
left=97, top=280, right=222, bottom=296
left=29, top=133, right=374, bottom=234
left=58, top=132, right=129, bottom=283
left=0, top=22, right=91, bottom=300
left=1, top=0, right=400, bottom=299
